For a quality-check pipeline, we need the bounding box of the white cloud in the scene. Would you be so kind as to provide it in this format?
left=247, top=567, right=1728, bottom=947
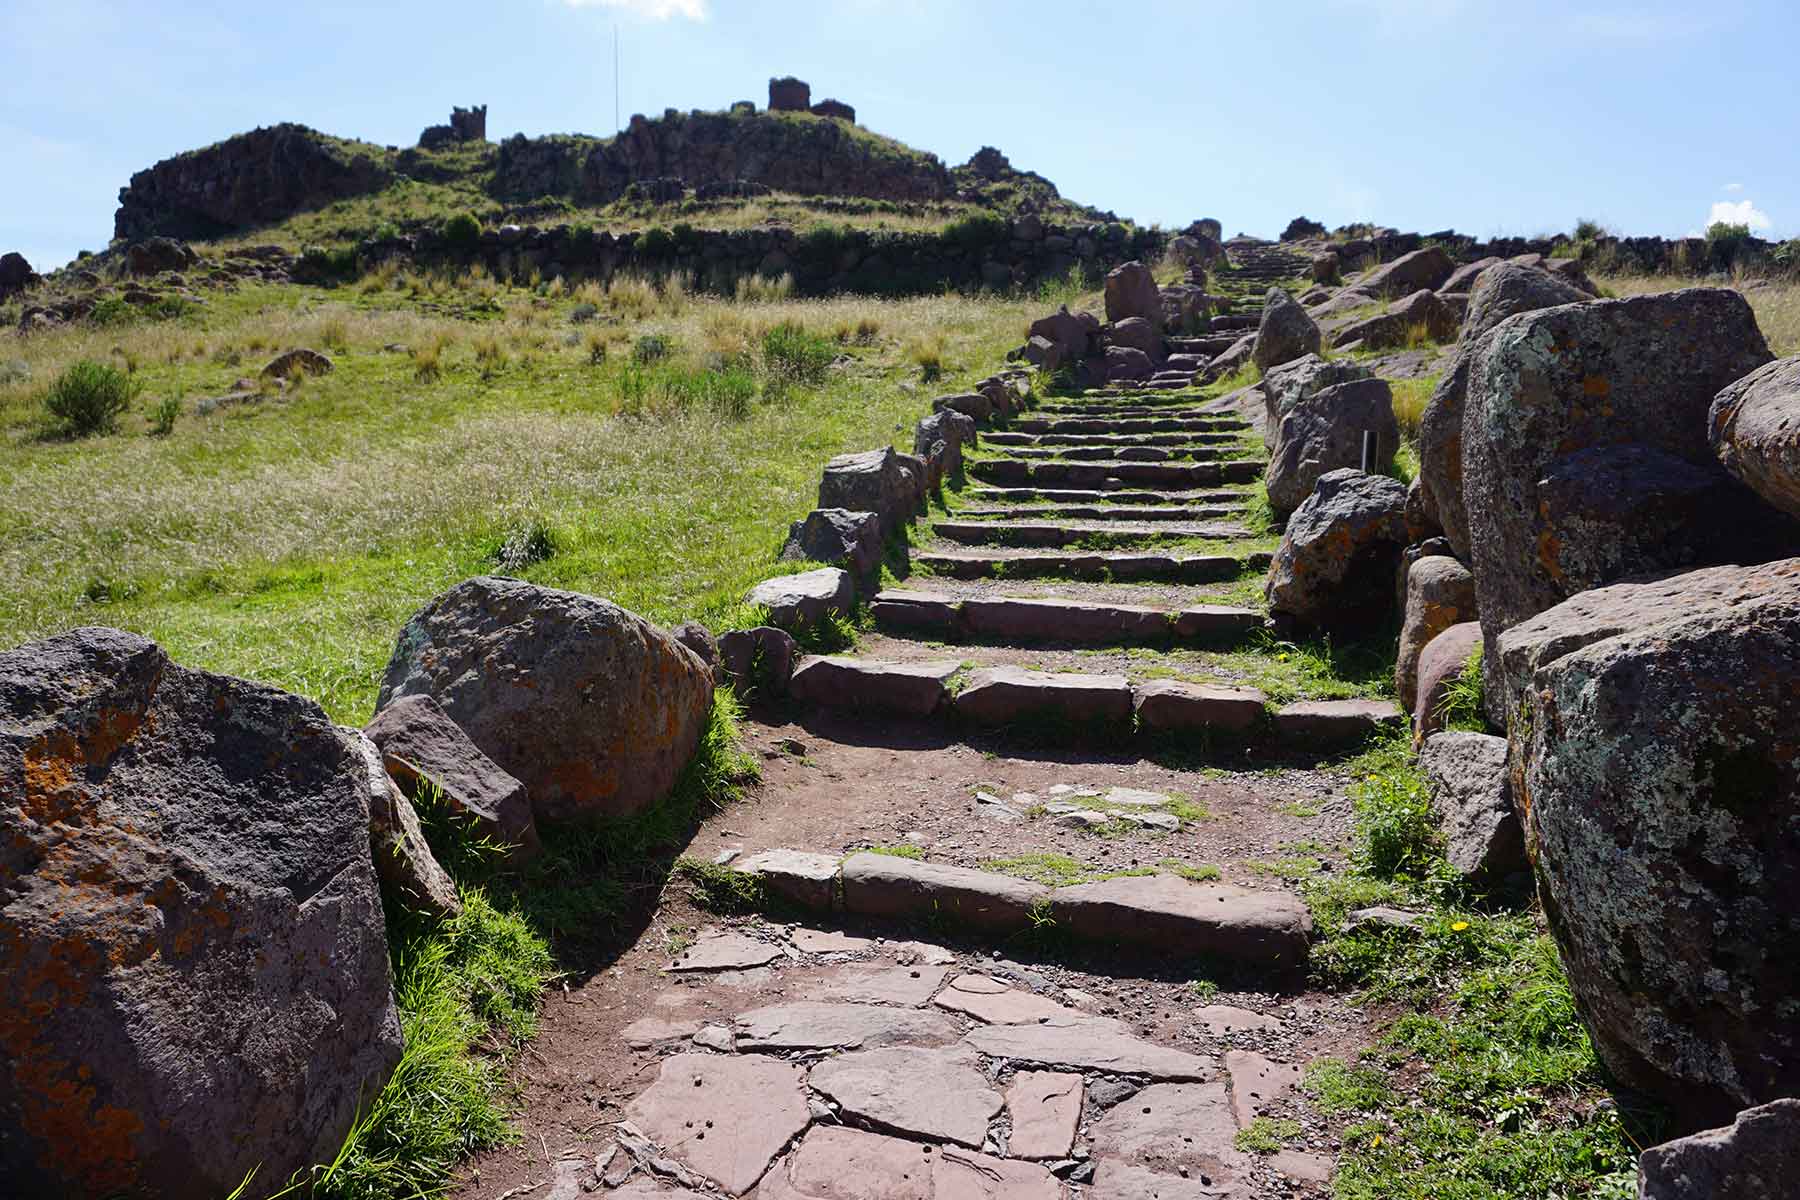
left=559, top=0, right=707, bottom=19
left=1723, top=182, right=1744, bottom=192
left=1707, top=198, right=1772, bottom=231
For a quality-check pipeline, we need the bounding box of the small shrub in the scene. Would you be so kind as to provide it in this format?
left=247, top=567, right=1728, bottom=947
left=44, top=359, right=141, bottom=436
left=761, top=321, right=835, bottom=389
left=443, top=212, right=482, bottom=251
left=905, top=332, right=946, bottom=382
left=585, top=331, right=608, bottom=366
left=570, top=302, right=599, bottom=324
left=491, top=519, right=558, bottom=573
left=88, top=296, right=135, bottom=326
left=1573, top=218, right=1608, bottom=242
left=1706, top=221, right=1753, bottom=267
left=940, top=211, right=1008, bottom=253
left=0, top=359, right=32, bottom=386
left=639, top=226, right=675, bottom=257
left=633, top=333, right=673, bottom=363
left=149, top=395, right=180, bottom=436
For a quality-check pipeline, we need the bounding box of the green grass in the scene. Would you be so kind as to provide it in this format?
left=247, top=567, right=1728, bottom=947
left=1436, top=645, right=1488, bottom=733
left=1235, top=1117, right=1305, bottom=1154
left=1293, top=731, right=1647, bottom=1198
left=864, top=843, right=925, bottom=860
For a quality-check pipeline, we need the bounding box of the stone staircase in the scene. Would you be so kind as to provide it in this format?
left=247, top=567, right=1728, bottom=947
left=1219, top=238, right=1314, bottom=287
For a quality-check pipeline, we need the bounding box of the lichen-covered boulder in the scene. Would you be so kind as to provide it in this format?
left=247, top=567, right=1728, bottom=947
left=1509, top=560, right=1800, bottom=1128
left=1104, top=260, right=1161, bottom=328
left=1330, top=289, right=1458, bottom=350
left=1395, top=555, right=1476, bottom=712
left=1260, top=353, right=1375, bottom=447
left=377, top=576, right=714, bottom=823
left=1461, top=289, right=1775, bottom=711
left=1265, top=469, right=1409, bottom=635
left=1638, top=1099, right=1800, bottom=1199
left=818, top=447, right=921, bottom=539
left=1252, top=287, right=1321, bottom=372
left=1711, top=354, right=1800, bottom=520
left=1415, top=264, right=1593, bottom=553
left=1, top=628, right=403, bottom=1198
left=1358, top=246, right=1453, bottom=297
left=1264, top=379, right=1397, bottom=519
left=1420, top=731, right=1521, bottom=883
left=1107, top=316, right=1165, bottom=362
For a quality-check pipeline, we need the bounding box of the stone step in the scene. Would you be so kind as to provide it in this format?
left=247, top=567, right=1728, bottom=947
left=1210, top=314, right=1259, bottom=331
left=952, top=504, right=1241, bottom=523
left=1167, top=334, right=1246, bottom=356
left=1030, top=407, right=1243, bottom=423
left=1011, top=416, right=1239, bottom=435
left=932, top=520, right=1253, bottom=549
left=968, top=458, right=1262, bottom=488
left=965, top=485, right=1249, bottom=506
left=991, top=445, right=1230, bottom=463
left=788, top=656, right=961, bottom=716
left=916, top=548, right=1270, bottom=582
left=984, top=430, right=1240, bottom=448
left=870, top=590, right=1263, bottom=645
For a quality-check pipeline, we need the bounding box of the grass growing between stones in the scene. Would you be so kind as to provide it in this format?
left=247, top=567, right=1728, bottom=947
left=1297, top=732, right=1646, bottom=1199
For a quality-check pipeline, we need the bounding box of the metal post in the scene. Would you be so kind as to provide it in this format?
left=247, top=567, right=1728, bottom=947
left=1361, top=430, right=1377, bottom=472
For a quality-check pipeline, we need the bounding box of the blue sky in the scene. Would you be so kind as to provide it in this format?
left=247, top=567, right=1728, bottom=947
left=3, top=0, right=1795, bottom=270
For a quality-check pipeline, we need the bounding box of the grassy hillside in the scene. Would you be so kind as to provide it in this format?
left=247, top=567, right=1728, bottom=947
left=0, top=267, right=1080, bottom=721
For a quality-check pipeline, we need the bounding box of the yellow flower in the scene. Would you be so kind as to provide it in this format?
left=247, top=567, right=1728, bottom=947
left=1451, top=920, right=1471, bottom=932
left=1372, top=1134, right=1384, bottom=1147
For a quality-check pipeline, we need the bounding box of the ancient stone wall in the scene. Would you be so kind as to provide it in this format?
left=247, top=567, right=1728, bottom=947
left=769, top=76, right=812, bottom=111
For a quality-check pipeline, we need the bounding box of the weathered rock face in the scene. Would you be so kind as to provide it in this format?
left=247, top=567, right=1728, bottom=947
left=1331, top=288, right=1457, bottom=350
left=781, top=508, right=884, bottom=584
left=1395, top=556, right=1477, bottom=711
left=1508, top=560, right=1800, bottom=1128
left=1461, top=289, right=1775, bottom=699
left=1260, top=353, right=1375, bottom=444
left=1419, top=731, right=1521, bottom=883
left=1411, top=620, right=1482, bottom=744
left=362, top=692, right=540, bottom=859
left=1106, top=316, right=1164, bottom=361
left=717, top=626, right=799, bottom=698
left=1103, top=260, right=1161, bottom=328
left=1266, top=470, right=1410, bottom=635
left=1358, top=246, right=1454, bottom=297
left=1252, top=288, right=1321, bottom=372
left=377, top=577, right=714, bottom=823
left=1461, top=263, right=1591, bottom=346
left=1441, top=255, right=1501, bottom=295
left=345, top=727, right=461, bottom=920
left=1265, top=378, right=1397, bottom=519
left=818, top=447, right=921, bottom=539
left=0, top=251, right=36, bottom=299
left=1711, top=354, right=1800, bottom=520
left=1637, top=1099, right=1800, bottom=1199
left=0, top=627, right=403, bottom=1199
left=114, top=123, right=394, bottom=242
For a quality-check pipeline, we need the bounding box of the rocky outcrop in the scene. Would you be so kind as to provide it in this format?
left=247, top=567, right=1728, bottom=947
left=1331, top=289, right=1457, bottom=349
left=1252, top=288, right=1321, bottom=372
left=1, top=251, right=39, bottom=299
left=818, top=447, right=923, bottom=539
left=418, top=104, right=486, bottom=149
left=114, top=123, right=393, bottom=242
left=1103, top=261, right=1161, bottom=327
left=1416, top=265, right=1593, bottom=553
left=1265, top=470, right=1410, bottom=635
left=0, top=627, right=402, bottom=1199
left=1711, top=354, right=1800, bottom=520
left=376, top=577, right=715, bottom=824
left=1505, top=559, right=1800, bottom=1128
left=1638, top=1099, right=1800, bottom=1199
left=1460, top=289, right=1777, bottom=712
left=1264, top=379, right=1397, bottom=519
left=781, top=508, right=884, bottom=584
left=1358, top=246, right=1454, bottom=297
left=1395, top=556, right=1477, bottom=712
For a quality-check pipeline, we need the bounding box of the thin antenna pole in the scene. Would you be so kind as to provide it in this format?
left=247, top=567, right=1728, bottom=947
left=614, top=24, right=621, bottom=134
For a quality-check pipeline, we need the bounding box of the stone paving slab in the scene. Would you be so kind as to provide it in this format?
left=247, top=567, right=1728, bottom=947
left=734, top=1002, right=962, bottom=1052
left=799, top=964, right=949, bottom=1007
left=669, top=931, right=787, bottom=973
left=841, top=852, right=1048, bottom=933
left=1089, top=1081, right=1256, bottom=1200
left=964, top=1014, right=1214, bottom=1080
left=1272, top=698, right=1405, bottom=745
left=807, top=1045, right=1001, bottom=1147
left=965, top=486, right=1247, bottom=505
left=734, top=849, right=841, bottom=911
left=624, top=1054, right=811, bottom=1196
left=789, top=656, right=959, bottom=717
left=932, top=519, right=1253, bottom=549
left=1194, top=1004, right=1283, bottom=1036
left=757, top=1126, right=1063, bottom=1199
left=1004, top=1071, right=1083, bottom=1160
left=951, top=504, right=1240, bottom=523
left=954, top=666, right=1134, bottom=725
left=932, top=973, right=1080, bottom=1025
left=1224, top=1048, right=1303, bottom=1127
left=1133, top=680, right=1269, bottom=733
left=915, top=550, right=1261, bottom=583
left=961, top=596, right=1171, bottom=642
left=1049, top=874, right=1312, bottom=969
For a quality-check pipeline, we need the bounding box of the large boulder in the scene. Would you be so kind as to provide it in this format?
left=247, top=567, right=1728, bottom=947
left=818, top=448, right=922, bottom=539
left=1265, top=470, right=1410, bottom=635
left=1415, top=264, right=1595, bottom=554
left=1395, top=555, right=1477, bottom=712
left=1411, top=620, right=1482, bottom=744
left=1106, top=316, right=1165, bottom=362
left=1264, top=379, right=1398, bottom=519
left=1508, top=559, right=1800, bottom=1128
left=363, top=692, right=540, bottom=860
left=376, top=577, right=714, bottom=823
left=1027, top=307, right=1091, bottom=360
left=1638, top=1099, right=1800, bottom=1199
left=1461, top=289, right=1776, bottom=707
left=1103, top=260, right=1161, bottom=328
left=0, top=251, right=36, bottom=300
left=1440, top=256, right=1501, bottom=295
left=1252, top=288, right=1321, bottom=372
left=1260, top=353, right=1375, bottom=443
left=1711, top=354, right=1800, bottom=520
left=1358, top=246, right=1453, bottom=297
left=747, top=567, right=856, bottom=631
left=0, top=628, right=402, bottom=1198
left=780, top=508, right=884, bottom=585
left=1420, top=731, right=1522, bottom=884
left=1330, top=289, right=1457, bottom=350
left=914, top=409, right=976, bottom=464
left=125, top=236, right=197, bottom=276
left=1104, top=345, right=1155, bottom=383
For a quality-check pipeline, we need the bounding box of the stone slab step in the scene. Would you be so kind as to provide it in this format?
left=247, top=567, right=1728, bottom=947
left=984, top=430, right=1240, bottom=448
left=966, top=485, right=1248, bottom=506
left=916, top=549, right=1270, bottom=583
left=742, top=853, right=1311, bottom=971
left=956, top=665, right=1134, bottom=725
left=993, top=445, right=1229, bottom=463
left=869, top=590, right=1263, bottom=645
left=952, top=504, right=1241, bottom=523
left=968, top=458, right=1262, bottom=488
left=933, top=520, right=1253, bottom=549
left=1272, top=698, right=1405, bottom=744
left=1012, top=417, right=1231, bottom=435
left=788, top=655, right=960, bottom=716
